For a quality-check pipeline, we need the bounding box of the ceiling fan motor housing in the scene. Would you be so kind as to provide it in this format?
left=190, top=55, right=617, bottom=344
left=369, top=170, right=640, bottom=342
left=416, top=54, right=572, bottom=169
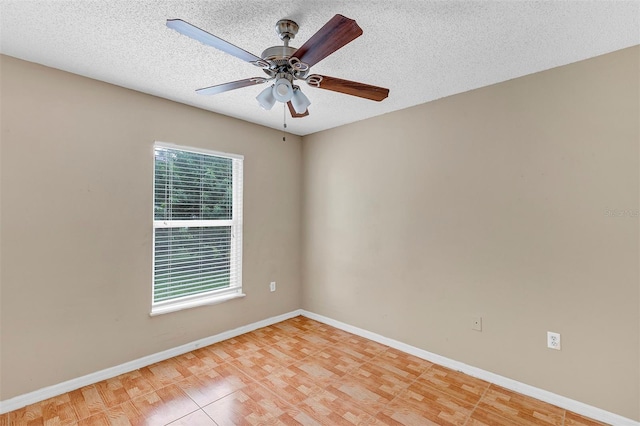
left=260, top=45, right=296, bottom=66
left=259, top=45, right=309, bottom=80
left=256, top=19, right=311, bottom=80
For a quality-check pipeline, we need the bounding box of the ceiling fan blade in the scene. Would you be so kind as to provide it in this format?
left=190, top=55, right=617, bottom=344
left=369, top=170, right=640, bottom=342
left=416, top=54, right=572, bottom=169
left=167, top=19, right=262, bottom=63
left=287, top=101, right=309, bottom=118
left=310, top=75, right=389, bottom=101
left=196, top=78, right=267, bottom=95
left=291, top=14, right=363, bottom=68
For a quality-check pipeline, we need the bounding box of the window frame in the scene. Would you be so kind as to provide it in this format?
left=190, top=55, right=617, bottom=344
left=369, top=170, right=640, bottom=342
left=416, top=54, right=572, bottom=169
left=151, top=142, right=244, bottom=316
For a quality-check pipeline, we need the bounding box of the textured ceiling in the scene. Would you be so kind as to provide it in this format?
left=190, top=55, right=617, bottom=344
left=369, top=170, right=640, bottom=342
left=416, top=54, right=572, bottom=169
left=1, top=1, right=638, bottom=136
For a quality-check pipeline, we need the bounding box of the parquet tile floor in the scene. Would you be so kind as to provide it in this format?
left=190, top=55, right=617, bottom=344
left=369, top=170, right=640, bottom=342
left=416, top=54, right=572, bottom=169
left=1, top=316, right=609, bottom=425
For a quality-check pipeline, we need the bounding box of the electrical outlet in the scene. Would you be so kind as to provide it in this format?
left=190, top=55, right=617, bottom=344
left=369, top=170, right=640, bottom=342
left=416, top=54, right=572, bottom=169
left=472, top=317, right=482, bottom=331
left=270, top=281, right=276, bottom=292
left=547, top=331, right=561, bottom=350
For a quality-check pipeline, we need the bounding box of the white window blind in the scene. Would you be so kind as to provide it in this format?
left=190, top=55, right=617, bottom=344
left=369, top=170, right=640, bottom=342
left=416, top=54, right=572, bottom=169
left=152, top=142, right=243, bottom=315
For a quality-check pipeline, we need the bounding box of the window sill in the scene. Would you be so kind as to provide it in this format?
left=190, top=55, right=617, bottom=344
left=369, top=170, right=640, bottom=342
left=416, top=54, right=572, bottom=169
left=150, top=292, right=246, bottom=317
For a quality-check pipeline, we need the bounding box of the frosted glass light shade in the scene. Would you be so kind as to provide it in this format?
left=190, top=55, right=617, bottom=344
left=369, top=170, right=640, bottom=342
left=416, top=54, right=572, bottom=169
left=256, top=85, right=276, bottom=110
left=291, top=88, right=311, bottom=113
left=273, top=78, right=293, bottom=102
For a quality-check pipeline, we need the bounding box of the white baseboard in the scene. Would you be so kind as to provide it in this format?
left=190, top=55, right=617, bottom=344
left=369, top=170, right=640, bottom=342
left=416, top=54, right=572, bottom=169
left=0, top=309, right=303, bottom=414
left=2, top=308, right=637, bottom=425
left=299, top=310, right=639, bottom=426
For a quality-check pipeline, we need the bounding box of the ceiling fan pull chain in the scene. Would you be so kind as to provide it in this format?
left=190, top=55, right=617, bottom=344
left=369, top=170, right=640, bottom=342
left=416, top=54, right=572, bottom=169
left=283, top=103, right=287, bottom=141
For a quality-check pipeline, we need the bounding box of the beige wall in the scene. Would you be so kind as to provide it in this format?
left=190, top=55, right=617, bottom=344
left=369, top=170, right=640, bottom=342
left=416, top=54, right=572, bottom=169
left=302, top=46, right=639, bottom=420
left=1, top=46, right=639, bottom=421
left=0, top=55, right=302, bottom=399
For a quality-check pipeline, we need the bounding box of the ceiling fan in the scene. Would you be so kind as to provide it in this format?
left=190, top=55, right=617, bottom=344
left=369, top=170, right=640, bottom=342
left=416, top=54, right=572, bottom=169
left=166, top=14, right=389, bottom=118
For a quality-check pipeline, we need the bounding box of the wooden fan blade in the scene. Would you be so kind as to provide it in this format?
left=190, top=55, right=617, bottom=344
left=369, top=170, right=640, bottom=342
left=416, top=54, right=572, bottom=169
left=287, top=101, right=309, bottom=118
left=311, top=75, right=389, bottom=101
left=196, top=78, right=267, bottom=95
left=167, top=19, right=262, bottom=63
left=291, top=14, right=362, bottom=68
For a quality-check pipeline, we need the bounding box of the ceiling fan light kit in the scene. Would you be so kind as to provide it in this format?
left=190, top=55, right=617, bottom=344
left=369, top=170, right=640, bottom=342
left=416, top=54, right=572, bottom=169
left=291, top=87, right=311, bottom=114
left=272, top=74, right=294, bottom=102
left=166, top=14, right=389, bottom=118
left=256, top=85, right=277, bottom=110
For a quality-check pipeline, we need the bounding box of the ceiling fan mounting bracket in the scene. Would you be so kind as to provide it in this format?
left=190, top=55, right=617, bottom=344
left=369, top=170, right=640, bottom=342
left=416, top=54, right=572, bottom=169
left=275, top=19, right=299, bottom=42
left=250, top=59, right=271, bottom=69
left=306, top=74, right=323, bottom=87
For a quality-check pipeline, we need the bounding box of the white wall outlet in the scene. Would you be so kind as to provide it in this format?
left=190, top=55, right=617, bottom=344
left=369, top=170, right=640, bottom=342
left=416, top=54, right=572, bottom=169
left=270, top=281, right=276, bottom=292
left=547, top=331, right=561, bottom=350
left=472, top=317, right=482, bottom=331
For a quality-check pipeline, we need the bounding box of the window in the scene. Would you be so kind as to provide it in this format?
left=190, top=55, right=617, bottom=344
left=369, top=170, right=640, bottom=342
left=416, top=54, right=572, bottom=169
left=152, top=142, right=243, bottom=315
